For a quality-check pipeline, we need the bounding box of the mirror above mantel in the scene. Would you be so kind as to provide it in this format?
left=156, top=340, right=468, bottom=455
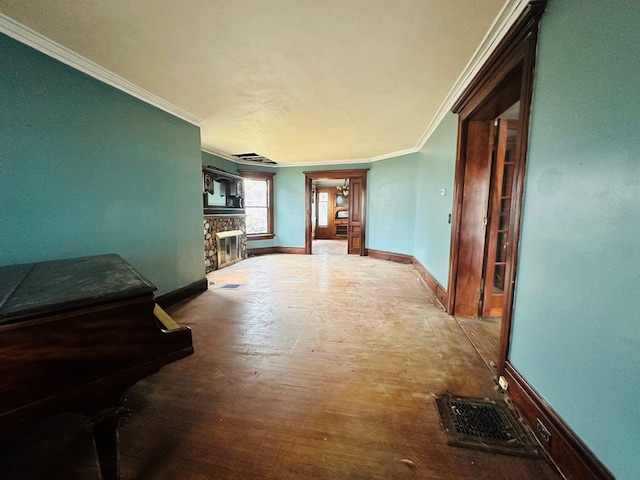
left=202, top=166, right=245, bottom=216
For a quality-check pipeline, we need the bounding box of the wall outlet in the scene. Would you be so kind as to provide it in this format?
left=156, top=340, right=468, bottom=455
left=536, top=418, right=552, bottom=443
left=498, top=375, right=509, bottom=391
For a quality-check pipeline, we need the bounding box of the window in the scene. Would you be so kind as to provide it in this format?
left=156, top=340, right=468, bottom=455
left=317, top=191, right=329, bottom=227
left=239, top=170, right=275, bottom=240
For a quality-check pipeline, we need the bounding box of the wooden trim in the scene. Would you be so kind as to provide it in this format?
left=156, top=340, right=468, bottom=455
left=248, top=246, right=278, bottom=256
left=302, top=169, right=370, bottom=180
left=155, top=278, right=208, bottom=308
left=412, top=259, right=448, bottom=310
left=366, top=249, right=413, bottom=264
left=305, top=176, right=313, bottom=254
left=247, top=246, right=306, bottom=256
left=247, top=233, right=275, bottom=241
left=504, top=363, right=615, bottom=480
left=452, top=1, right=548, bottom=115
left=497, top=5, right=545, bottom=378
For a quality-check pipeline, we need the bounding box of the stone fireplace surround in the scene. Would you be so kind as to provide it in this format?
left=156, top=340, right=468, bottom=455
left=204, top=215, right=246, bottom=273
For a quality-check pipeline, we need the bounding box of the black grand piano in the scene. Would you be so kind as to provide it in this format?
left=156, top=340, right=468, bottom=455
left=0, top=254, right=194, bottom=480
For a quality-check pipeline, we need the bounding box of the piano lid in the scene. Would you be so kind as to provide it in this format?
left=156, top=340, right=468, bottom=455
left=0, top=254, right=156, bottom=325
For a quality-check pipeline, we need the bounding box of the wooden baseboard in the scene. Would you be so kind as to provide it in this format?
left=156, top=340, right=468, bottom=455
left=156, top=278, right=208, bottom=308
left=504, top=363, right=614, bottom=480
left=248, top=246, right=306, bottom=256
left=247, top=246, right=278, bottom=256
left=366, top=248, right=413, bottom=264
left=412, top=259, right=448, bottom=309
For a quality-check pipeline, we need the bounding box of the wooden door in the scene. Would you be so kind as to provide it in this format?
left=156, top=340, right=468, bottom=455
left=347, top=176, right=366, bottom=255
left=453, top=120, right=493, bottom=317
left=482, top=119, right=519, bottom=317
left=314, top=187, right=333, bottom=240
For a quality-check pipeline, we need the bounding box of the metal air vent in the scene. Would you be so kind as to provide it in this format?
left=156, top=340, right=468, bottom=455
left=232, top=153, right=277, bottom=165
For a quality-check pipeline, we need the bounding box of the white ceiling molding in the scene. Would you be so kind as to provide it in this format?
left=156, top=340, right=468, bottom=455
left=0, top=13, right=201, bottom=126
left=413, top=0, right=529, bottom=152
left=201, top=147, right=238, bottom=163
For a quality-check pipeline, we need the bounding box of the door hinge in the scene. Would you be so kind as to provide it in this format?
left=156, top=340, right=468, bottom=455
left=482, top=216, right=488, bottom=226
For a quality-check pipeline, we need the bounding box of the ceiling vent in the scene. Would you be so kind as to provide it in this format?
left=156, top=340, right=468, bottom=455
left=232, top=153, right=277, bottom=165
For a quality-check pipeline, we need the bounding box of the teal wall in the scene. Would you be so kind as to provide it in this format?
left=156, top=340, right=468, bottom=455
left=0, top=33, right=205, bottom=295
left=367, top=155, right=416, bottom=255
left=271, top=167, right=305, bottom=247
left=412, top=112, right=457, bottom=285
left=509, top=2, right=640, bottom=479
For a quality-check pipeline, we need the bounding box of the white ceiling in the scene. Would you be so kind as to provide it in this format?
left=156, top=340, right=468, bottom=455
left=0, top=0, right=524, bottom=166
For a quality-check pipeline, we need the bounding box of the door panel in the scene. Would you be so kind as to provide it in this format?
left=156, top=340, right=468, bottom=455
left=482, top=119, right=519, bottom=317
left=453, top=120, right=493, bottom=317
left=347, top=176, right=365, bottom=255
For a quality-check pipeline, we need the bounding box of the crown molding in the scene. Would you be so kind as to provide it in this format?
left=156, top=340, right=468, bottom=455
left=368, top=147, right=419, bottom=162
left=0, top=14, right=202, bottom=126
left=415, top=0, right=529, bottom=150
left=201, top=147, right=238, bottom=163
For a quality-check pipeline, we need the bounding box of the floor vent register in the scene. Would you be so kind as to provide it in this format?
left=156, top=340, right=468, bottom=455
left=435, top=393, right=540, bottom=458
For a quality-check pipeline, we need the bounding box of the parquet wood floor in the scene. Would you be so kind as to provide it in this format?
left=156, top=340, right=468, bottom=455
left=0, top=254, right=561, bottom=480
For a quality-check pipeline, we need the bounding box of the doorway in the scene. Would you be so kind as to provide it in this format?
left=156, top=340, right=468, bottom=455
left=312, top=180, right=349, bottom=255
left=446, top=4, right=545, bottom=375
left=304, top=169, right=368, bottom=255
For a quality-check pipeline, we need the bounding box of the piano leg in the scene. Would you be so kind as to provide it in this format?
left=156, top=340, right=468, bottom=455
left=90, top=404, right=130, bottom=480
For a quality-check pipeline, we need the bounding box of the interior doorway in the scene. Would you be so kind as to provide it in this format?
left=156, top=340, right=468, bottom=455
left=446, top=4, right=545, bottom=376
left=304, top=169, right=368, bottom=255
left=311, top=179, right=349, bottom=255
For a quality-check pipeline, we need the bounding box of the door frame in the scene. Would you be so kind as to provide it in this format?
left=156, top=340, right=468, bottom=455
left=303, top=169, right=369, bottom=255
left=447, top=2, right=546, bottom=376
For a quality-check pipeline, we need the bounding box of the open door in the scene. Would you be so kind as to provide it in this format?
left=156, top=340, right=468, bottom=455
left=347, top=176, right=365, bottom=255
left=452, top=120, right=494, bottom=316
left=482, top=119, right=519, bottom=317
left=304, top=169, right=368, bottom=255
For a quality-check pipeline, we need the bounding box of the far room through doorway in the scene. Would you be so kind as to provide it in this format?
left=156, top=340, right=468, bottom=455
left=304, top=169, right=368, bottom=256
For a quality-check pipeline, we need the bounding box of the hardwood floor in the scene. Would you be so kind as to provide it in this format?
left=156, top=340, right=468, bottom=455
left=312, top=239, right=347, bottom=256
left=0, top=254, right=561, bottom=480
left=455, top=316, right=501, bottom=372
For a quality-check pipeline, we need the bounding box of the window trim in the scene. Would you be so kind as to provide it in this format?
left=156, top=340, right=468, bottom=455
left=239, top=170, right=276, bottom=240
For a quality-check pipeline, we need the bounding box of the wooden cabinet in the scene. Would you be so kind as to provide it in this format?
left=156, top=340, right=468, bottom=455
left=334, top=218, right=348, bottom=237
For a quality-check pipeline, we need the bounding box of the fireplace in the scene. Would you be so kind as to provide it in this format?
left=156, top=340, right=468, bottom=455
left=216, top=230, right=243, bottom=269
left=204, top=216, right=246, bottom=273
